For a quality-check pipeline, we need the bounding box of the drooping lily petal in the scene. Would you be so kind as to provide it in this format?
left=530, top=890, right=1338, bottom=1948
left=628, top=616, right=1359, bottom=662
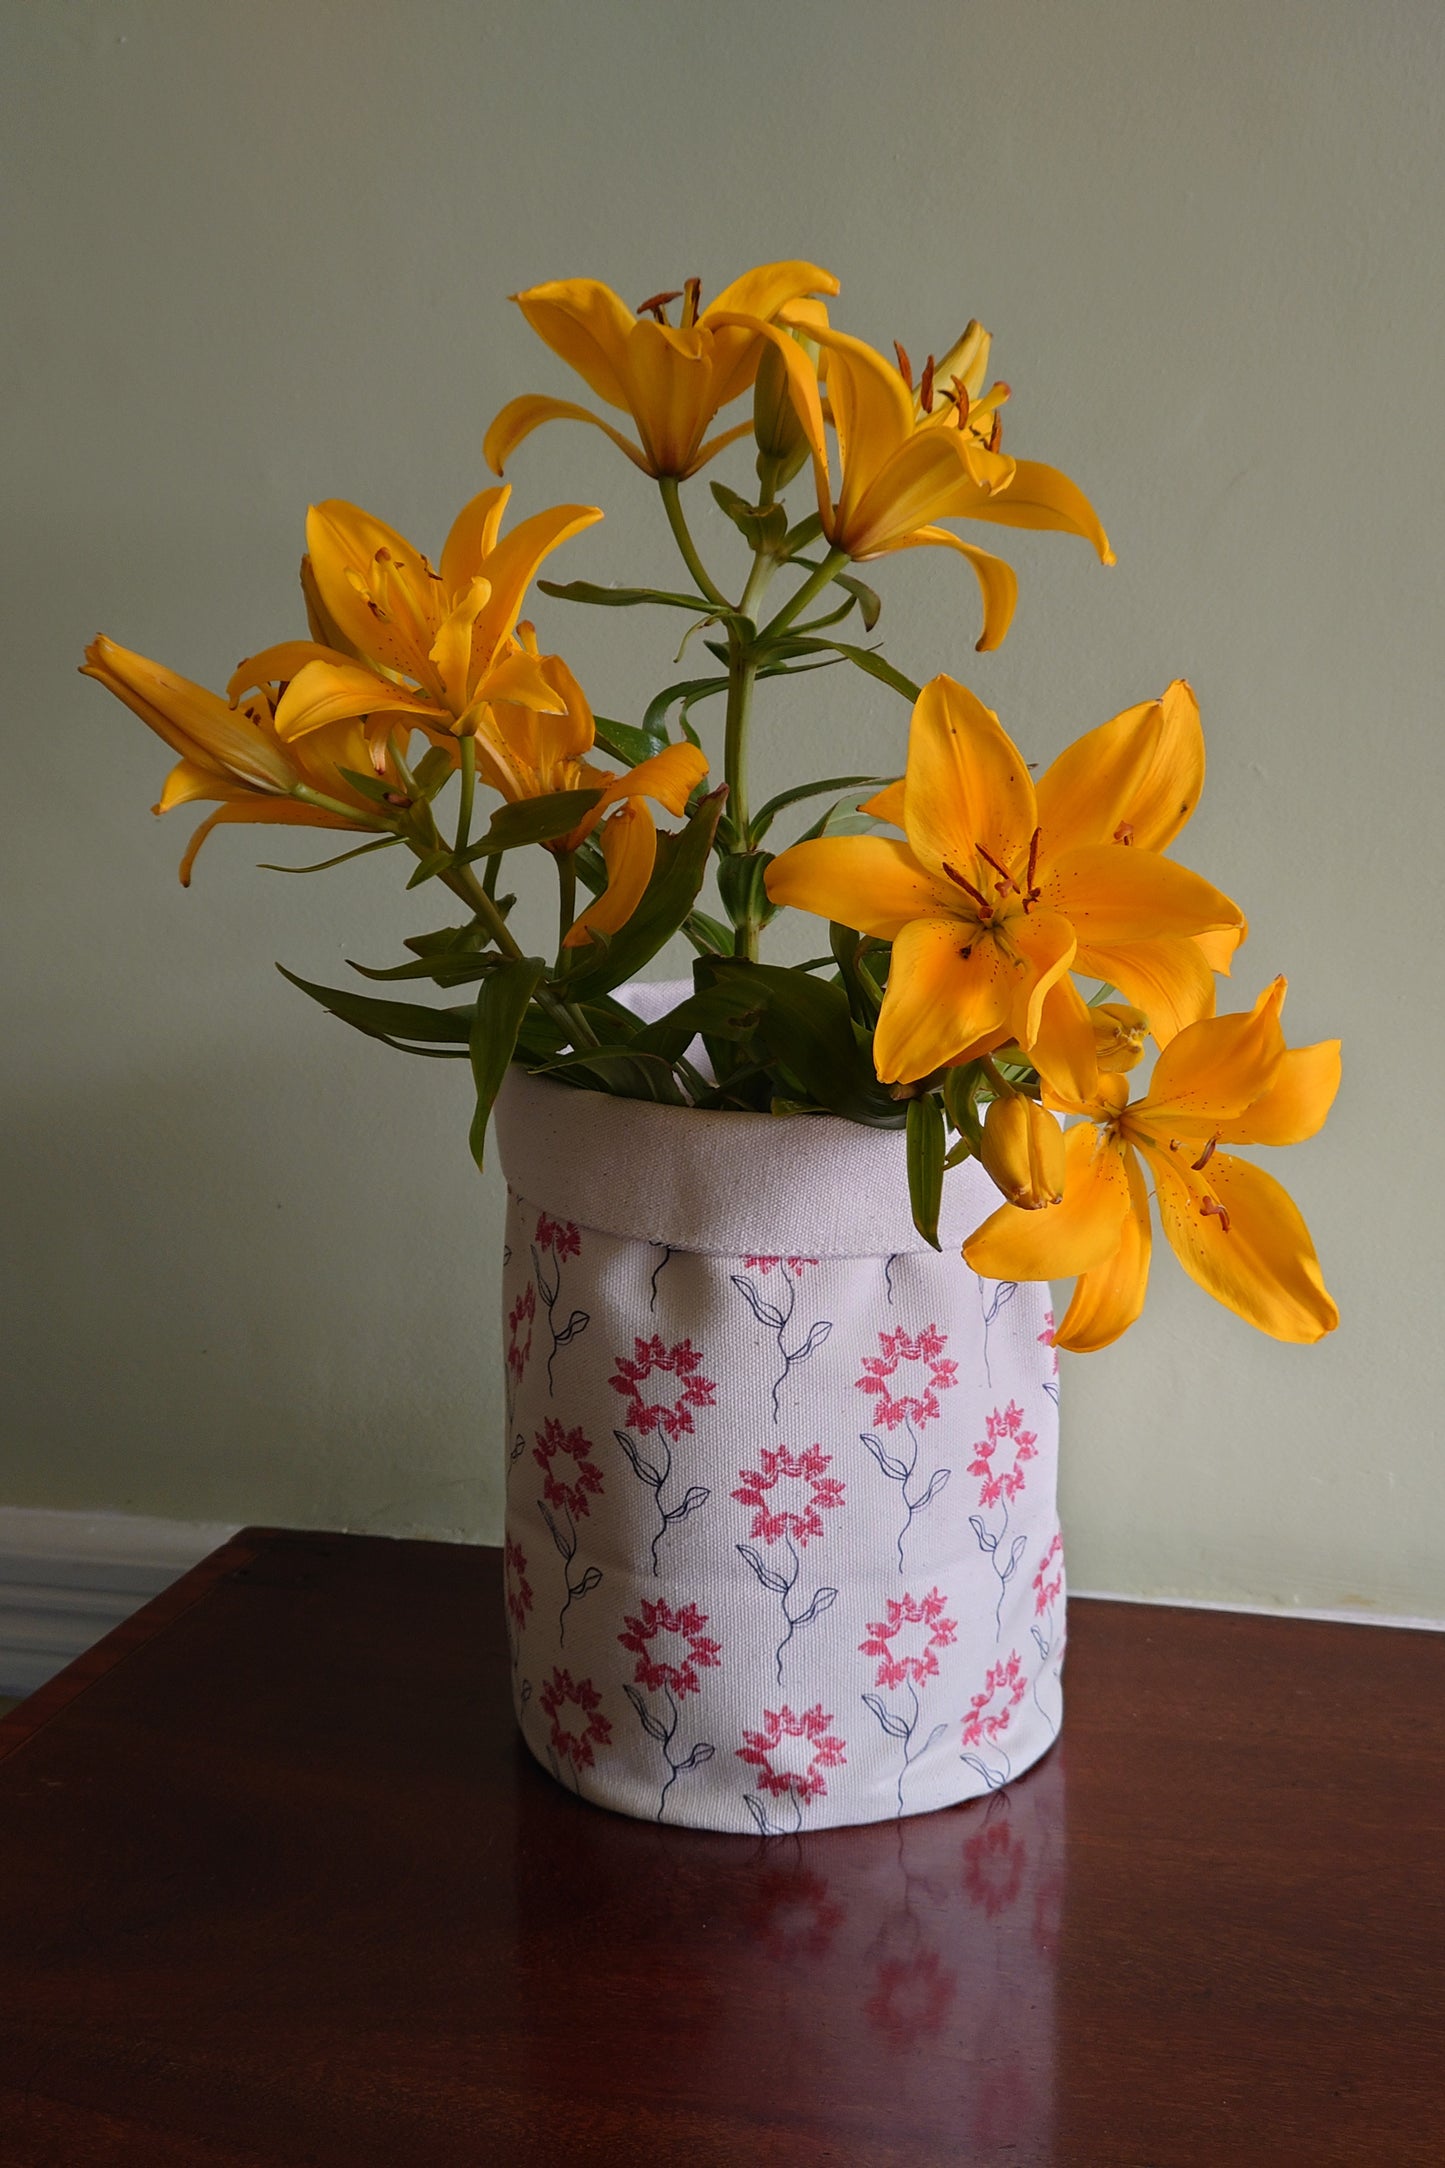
left=1054, top=1146, right=1153, bottom=1351
left=1147, top=1148, right=1338, bottom=1344
left=563, top=800, right=657, bottom=948
left=873, top=917, right=1019, bottom=1082
left=965, top=1123, right=1133, bottom=1280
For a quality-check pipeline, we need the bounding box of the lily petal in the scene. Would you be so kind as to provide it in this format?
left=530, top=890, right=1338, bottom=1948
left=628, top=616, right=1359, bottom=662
left=964, top=1121, right=1133, bottom=1280
left=226, top=642, right=342, bottom=705
left=903, top=675, right=1037, bottom=882
left=1029, top=974, right=1102, bottom=1101
left=950, top=455, right=1114, bottom=564
left=861, top=777, right=906, bottom=828
left=1073, top=934, right=1218, bottom=1044
left=484, top=393, right=652, bottom=477
left=765, top=834, right=947, bottom=939
left=1055, top=1144, right=1153, bottom=1351
left=1043, top=844, right=1243, bottom=945
left=1148, top=1146, right=1338, bottom=1343
left=510, top=278, right=641, bottom=411
left=274, top=658, right=445, bottom=740
left=873, top=526, right=1018, bottom=651
left=873, top=918, right=1017, bottom=1083
left=1195, top=922, right=1247, bottom=975
left=1034, top=699, right=1166, bottom=858
left=1141, top=978, right=1287, bottom=1126
left=1215, top=1040, right=1342, bottom=1146
left=1002, top=906, right=1078, bottom=1051
left=440, top=486, right=512, bottom=591
left=465, top=502, right=604, bottom=681
left=564, top=800, right=657, bottom=948
left=176, top=796, right=355, bottom=887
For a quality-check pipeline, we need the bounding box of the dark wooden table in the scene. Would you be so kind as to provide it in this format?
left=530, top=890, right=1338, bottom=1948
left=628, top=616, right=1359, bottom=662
left=0, top=1530, right=1440, bottom=2166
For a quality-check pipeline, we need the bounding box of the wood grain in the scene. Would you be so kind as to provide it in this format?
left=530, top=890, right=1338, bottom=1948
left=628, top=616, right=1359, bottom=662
left=0, top=1531, right=1439, bottom=2166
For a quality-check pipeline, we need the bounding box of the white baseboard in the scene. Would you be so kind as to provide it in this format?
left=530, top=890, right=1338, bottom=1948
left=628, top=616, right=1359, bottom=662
left=1073, top=1586, right=1445, bottom=1632
left=0, top=1508, right=238, bottom=1698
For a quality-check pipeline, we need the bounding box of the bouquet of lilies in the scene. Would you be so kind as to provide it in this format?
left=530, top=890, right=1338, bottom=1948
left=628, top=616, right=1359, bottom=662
left=84, top=257, right=1339, bottom=1352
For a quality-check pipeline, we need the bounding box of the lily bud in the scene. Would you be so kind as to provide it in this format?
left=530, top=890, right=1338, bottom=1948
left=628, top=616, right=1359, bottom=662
left=753, top=331, right=815, bottom=487
left=1092, top=1002, right=1149, bottom=1073
left=979, top=1096, right=1065, bottom=1211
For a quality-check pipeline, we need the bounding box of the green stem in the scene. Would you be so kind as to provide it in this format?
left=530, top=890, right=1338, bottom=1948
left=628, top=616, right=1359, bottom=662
left=724, top=636, right=761, bottom=960
left=659, top=477, right=730, bottom=609
left=290, top=783, right=396, bottom=830
left=554, top=851, right=578, bottom=961
left=757, top=546, right=849, bottom=644
left=434, top=851, right=600, bottom=1052
left=455, top=734, right=476, bottom=857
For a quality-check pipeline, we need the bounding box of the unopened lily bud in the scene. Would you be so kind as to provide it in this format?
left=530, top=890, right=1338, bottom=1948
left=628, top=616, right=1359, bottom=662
left=1092, top=1002, right=1149, bottom=1073
left=979, top=1096, right=1065, bottom=1210
left=753, top=333, right=814, bottom=486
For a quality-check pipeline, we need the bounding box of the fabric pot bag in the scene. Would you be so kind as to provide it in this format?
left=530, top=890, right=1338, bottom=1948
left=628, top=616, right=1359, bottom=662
left=495, top=1048, right=1065, bottom=1835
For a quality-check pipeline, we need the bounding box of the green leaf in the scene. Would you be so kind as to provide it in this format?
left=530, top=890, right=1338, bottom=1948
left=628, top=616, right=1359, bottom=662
left=750, top=775, right=889, bottom=843
left=943, top=1062, right=987, bottom=1151
left=412, top=745, right=457, bottom=800
left=456, top=789, right=603, bottom=863
left=682, top=908, right=734, bottom=957
left=757, top=640, right=920, bottom=703
left=557, top=787, right=728, bottom=999
left=406, top=847, right=455, bottom=889
left=348, top=951, right=504, bottom=987
left=717, top=850, right=777, bottom=930
left=642, top=675, right=727, bottom=743
left=258, top=835, right=401, bottom=874
left=782, top=512, right=824, bottom=555
left=335, top=764, right=403, bottom=806
left=837, top=574, right=883, bottom=632
left=696, top=959, right=903, bottom=1128
left=277, top=965, right=473, bottom=1046
left=528, top=1042, right=687, bottom=1105
left=538, top=577, right=740, bottom=619
left=592, top=714, right=668, bottom=767
left=906, top=1094, right=946, bottom=1250
left=468, top=955, right=546, bottom=1168
left=830, top=922, right=885, bottom=1027
left=709, top=482, right=790, bottom=555
left=405, top=923, right=488, bottom=958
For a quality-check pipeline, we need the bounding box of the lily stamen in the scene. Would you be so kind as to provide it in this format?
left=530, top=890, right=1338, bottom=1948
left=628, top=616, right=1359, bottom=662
left=941, top=860, right=994, bottom=919
left=976, top=842, right=1019, bottom=894
left=893, top=340, right=913, bottom=390
left=1192, top=1136, right=1219, bottom=1172
left=918, top=355, right=936, bottom=414
left=1200, top=1198, right=1232, bottom=1234
left=1114, top=821, right=1134, bottom=845
left=680, top=277, right=703, bottom=329
left=950, top=377, right=970, bottom=430
left=635, top=288, right=683, bottom=322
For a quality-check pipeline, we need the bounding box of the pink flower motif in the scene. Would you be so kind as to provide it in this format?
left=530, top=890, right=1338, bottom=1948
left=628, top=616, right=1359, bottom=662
left=532, top=1417, right=605, bottom=1520
left=968, top=1402, right=1038, bottom=1508
left=961, top=1651, right=1028, bottom=1749
left=1033, top=1532, right=1063, bottom=1616
left=617, top=1597, right=722, bottom=1699
left=962, top=1816, right=1027, bottom=1917
left=732, top=1444, right=846, bottom=1548
left=859, top=1588, right=958, bottom=1690
left=610, top=1335, right=718, bottom=1439
left=504, top=1536, right=533, bottom=1635
left=864, top=1950, right=957, bottom=2048
left=535, top=1213, right=581, bottom=1260
left=855, top=1324, right=959, bottom=1432
left=506, top=1283, right=535, bottom=1384
left=737, top=1703, right=847, bottom=1804
left=1039, top=1311, right=1059, bottom=1376
left=742, top=1255, right=818, bottom=1277
left=540, top=1668, right=612, bottom=1769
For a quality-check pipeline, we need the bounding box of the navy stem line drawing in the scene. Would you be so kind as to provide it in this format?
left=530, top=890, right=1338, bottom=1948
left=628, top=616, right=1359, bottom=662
left=737, top=1534, right=839, bottom=1685
left=979, top=1279, right=1018, bottom=1389
left=862, top=1419, right=952, bottom=1573
left=863, top=1680, right=949, bottom=1818
left=883, top=1254, right=899, bottom=1306
left=538, top=1499, right=602, bottom=1644
left=615, top=1428, right=710, bottom=1574
left=624, top=1684, right=716, bottom=1823
left=969, top=1499, right=1028, bottom=1639
left=532, top=1227, right=588, bottom=1393
left=730, top=1269, right=832, bottom=1421
left=743, top=1789, right=803, bottom=1837
left=648, top=1244, right=673, bottom=1311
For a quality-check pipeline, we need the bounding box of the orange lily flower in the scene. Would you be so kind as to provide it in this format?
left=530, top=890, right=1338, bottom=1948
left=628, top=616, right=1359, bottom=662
left=483, top=260, right=840, bottom=482
left=473, top=626, right=709, bottom=950
left=964, top=980, right=1340, bottom=1348
left=249, top=485, right=602, bottom=748
left=765, top=676, right=1244, bottom=1094
left=81, top=636, right=406, bottom=885
left=711, top=314, right=1112, bottom=650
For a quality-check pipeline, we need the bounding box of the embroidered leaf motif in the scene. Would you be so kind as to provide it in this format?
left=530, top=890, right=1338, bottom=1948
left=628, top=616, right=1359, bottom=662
left=538, top=1501, right=575, bottom=1561
left=625, top=1684, right=669, bottom=1743
left=862, top=1692, right=911, bottom=1741
left=743, top=1792, right=771, bottom=1835
left=797, top=1319, right=833, bottom=1358
left=553, top=1309, right=590, bottom=1347
left=795, top=1585, right=839, bottom=1627
left=923, top=1722, right=949, bottom=1755
left=969, top=1513, right=997, bottom=1553
left=615, top=1430, right=665, bottom=1488
left=574, top=1567, right=603, bottom=1596
left=1007, top=1533, right=1028, bottom=1572
left=672, top=1485, right=711, bottom=1519
left=731, top=1275, right=787, bottom=1332
left=737, top=1543, right=791, bottom=1596
left=682, top=1742, right=716, bottom=1770
left=863, top=1433, right=910, bottom=1483
left=916, top=1467, right=952, bottom=1510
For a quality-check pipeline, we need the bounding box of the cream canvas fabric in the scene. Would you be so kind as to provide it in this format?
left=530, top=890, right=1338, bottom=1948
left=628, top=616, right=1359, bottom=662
left=494, top=1055, right=1065, bottom=1834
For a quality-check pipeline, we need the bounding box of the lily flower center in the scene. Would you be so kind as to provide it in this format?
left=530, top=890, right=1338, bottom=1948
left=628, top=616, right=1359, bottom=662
left=634, top=277, right=703, bottom=329
left=940, top=826, right=1042, bottom=926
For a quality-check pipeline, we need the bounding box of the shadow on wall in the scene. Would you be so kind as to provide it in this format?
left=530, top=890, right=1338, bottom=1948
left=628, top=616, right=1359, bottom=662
left=2, top=1037, right=507, bottom=1540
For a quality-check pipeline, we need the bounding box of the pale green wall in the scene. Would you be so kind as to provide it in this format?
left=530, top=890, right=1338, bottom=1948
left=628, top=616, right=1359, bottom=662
left=5, top=0, right=1442, bottom=1616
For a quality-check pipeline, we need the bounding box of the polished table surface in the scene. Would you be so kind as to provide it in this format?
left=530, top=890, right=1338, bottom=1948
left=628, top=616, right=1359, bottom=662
left=0, top=1528, right=1440, bottom=2166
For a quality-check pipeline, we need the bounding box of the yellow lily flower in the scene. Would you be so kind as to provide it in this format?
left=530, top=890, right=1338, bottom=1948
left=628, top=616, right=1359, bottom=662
left=963, top=980, right=1340, bottom=1349
left=711, top=314, right=1113, bottom=650
left=81, top=636, right=406, bottom=885
left=483, top=260, right=840, bottom=482
left=472, top=624, right=709, bottom=949
left=262, top=485, right=602, bottom=746
left=765, top=676, right=1244, bottom=1094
